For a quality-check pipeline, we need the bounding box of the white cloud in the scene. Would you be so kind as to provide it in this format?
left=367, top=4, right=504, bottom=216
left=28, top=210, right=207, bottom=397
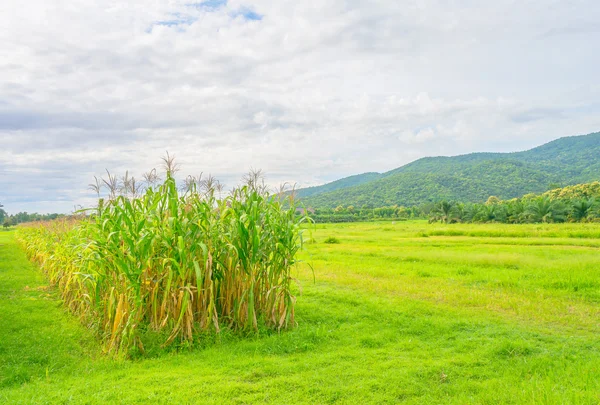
left=1, top=0, right=600, bottom=212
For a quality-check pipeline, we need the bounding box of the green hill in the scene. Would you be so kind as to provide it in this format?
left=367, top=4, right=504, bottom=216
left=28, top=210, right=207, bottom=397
left=301, top=132, right=600, bottom=208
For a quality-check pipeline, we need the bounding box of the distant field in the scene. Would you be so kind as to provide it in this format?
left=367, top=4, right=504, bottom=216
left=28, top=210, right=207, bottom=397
left=2, top=221, right=600, bottom=404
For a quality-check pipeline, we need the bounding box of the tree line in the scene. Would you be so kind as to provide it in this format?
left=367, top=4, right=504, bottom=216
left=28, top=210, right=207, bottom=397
left=429, top=182, right=600, bottom=224
left=0, top=203, right=64, bottom=228
left=303, top=181, right=600, bottom=224
left=307, top=204, right=427, bottom=223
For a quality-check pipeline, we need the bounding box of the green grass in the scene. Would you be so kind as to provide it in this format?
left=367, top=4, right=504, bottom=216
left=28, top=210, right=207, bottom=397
left=2, top=222, right=600, bottom=404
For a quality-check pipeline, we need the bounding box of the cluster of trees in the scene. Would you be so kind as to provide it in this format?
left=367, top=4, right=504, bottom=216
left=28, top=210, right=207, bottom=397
left=309, top=204, right=426, bottom=223
left=0, top=202, right=63, bottom=228
left=429, top=182, right=600, bottom=224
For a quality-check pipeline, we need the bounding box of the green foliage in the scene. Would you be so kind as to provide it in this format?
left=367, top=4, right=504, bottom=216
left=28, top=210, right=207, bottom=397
left=525, top=196, right=567, bottom=223
left=323, top=236, right=340, bottom=244
left=543, top=181, right=600, bottom=200
left=301, top=132, right=600, bottom=209
left=311, top=214, right=360, bottom=223
left=429, top=201, right=458, bottom=224
left=429, top=182, right=600, bottom=224
left=473, top=203, right=507, bottom=223
left=0, top=202, right=5, bottom=223
left=16, top=166, right=307, bottom=356
left=309, top=205, right=423, bottom=223
left=571, top=197, right=596, bottom=221
left=6, top=212, right=63, bottom=225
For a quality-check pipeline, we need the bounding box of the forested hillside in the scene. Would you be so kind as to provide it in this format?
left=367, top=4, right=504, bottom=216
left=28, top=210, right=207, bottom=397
left=301, top=132, right=600, bottom=208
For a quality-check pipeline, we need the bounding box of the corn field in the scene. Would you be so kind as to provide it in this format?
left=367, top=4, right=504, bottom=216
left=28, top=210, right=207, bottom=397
left=17, top=161, right=308, bottom=355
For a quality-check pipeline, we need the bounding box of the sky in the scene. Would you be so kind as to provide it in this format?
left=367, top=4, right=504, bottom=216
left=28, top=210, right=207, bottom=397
left=1, top=0, right=599, bottom=213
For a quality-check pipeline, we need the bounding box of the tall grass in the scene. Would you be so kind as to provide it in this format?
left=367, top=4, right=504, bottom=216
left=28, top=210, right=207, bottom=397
left=17, top=161, right=308, bottom=355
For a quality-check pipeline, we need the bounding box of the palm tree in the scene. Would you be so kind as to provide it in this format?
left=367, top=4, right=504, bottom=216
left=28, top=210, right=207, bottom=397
left=525, top=196, right=567, bottom=223
left=571, top=197, right=596, bottom=222
left=453, top=203, right=465, bottom=222
left=432, top=200, right=456, bottom=223
left=474, top=204, right=507, bottom=223
left=506, top=200, right=526, bottom=224
left=463, top=203, right=482, bottom=223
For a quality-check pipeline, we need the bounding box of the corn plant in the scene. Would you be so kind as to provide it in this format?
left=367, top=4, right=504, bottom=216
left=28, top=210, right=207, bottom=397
left=17, top=163, right=308, bottom=356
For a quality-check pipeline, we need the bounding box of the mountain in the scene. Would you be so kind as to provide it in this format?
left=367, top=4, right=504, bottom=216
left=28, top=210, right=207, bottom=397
left=300, top=132, right=600, bottom=208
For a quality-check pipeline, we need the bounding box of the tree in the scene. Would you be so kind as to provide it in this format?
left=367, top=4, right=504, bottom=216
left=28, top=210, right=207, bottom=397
left=0, top=202, right=5, bottom=223
left=3, top=218, right=11, bottom=228
left=431, top=201, right=457, bottom=224
left=473, top=204, right=507, bottom=223
left=396, top=206, right=409, bottom=219
left=506, top=200, right=526, bottom=224
left=525, top=196, right=567, bottom=223
left=485, top=196, right=500, bottom=206
left=461, top=203, right=480, bottom=222
left=570, top=197, right=596, bottom=222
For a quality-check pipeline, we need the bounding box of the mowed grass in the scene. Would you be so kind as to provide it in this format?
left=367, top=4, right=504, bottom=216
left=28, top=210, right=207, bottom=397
left=2, top=221, right=600, bottom=404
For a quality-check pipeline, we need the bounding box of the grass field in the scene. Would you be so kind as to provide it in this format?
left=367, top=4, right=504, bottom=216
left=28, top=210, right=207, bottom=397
left=1, top=221, right=600, bottom=404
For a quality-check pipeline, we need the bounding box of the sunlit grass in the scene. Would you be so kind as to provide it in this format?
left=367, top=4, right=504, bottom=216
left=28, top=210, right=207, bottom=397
left=2, top=221, right=600, bottom=403
left=298, top=222, right=600, bottom=334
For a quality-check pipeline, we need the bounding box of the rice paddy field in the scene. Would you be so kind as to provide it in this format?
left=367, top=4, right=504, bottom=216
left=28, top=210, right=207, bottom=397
left=2, top=221, right=600, bottom=404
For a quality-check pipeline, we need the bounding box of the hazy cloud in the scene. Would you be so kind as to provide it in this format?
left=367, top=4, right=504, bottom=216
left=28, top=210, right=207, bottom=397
left=1, top=0, right=600, bottom=213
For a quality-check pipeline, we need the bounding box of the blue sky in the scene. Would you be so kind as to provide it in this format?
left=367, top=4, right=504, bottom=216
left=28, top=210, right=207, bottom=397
left=155, top=1, right=261, bottom=28
left=1, top=0, right=599, bottom=213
